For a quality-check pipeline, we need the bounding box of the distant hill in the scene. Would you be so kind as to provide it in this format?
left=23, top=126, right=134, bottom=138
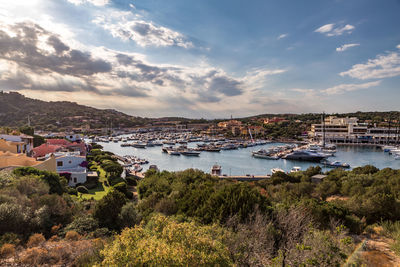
left=0, top=91, right=149, bottom=131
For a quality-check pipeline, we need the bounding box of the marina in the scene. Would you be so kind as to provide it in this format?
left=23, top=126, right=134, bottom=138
left=91, top=135, right=400, bottom=176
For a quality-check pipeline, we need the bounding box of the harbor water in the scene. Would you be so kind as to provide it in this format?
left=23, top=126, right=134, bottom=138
left=95, top=141, right=400, bottom=175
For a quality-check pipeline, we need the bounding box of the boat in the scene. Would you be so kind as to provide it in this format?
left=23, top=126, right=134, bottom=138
left=271, top=168, right=285, bottom=174
left=166, top=148, right=180, bottom=156
left=132, top=142, right=147, bottom=148
left=282, top=150, right=327, bottom=162
left=394, top=154, right=400, bottom=160
left=321, top=159, right=350, bottom=168
left=290, top=166, right=302, bottom=173
left=204, top=147, right=221, bottom=152
left=252, top=149, right=279, bottom=160
left=180, top=150, right=201, bottom=156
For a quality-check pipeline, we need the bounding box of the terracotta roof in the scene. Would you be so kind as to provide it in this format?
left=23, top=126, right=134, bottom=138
left=46, top=139, right=71, bottom=146
left=33, top=144, right=62, bottom=158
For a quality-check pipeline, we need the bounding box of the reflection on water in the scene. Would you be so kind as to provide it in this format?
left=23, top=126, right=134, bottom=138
left=95, top=141, right=399, bottom=175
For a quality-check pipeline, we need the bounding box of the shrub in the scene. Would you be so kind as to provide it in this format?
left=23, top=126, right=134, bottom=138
left=76, top=186, right=89, bottom=194
left=67, top=187, right=78, bottom=196
left=0, top=243, right=15, bottom=258
left=65, top=230, right=81, bottom=241
left=64, top=216, right=99, bottom=236
left=118, top=203, right=141, bottom=228
left=0, top=233, right=20, bottom=247
left=113, top=182, right=127, bottom=194
left=27, top=233, right=45, bottom=248
left=101, top=214, right=232, bottom=266
left=94, top=190, right=127, bottom=230
left=126, top=176, right=137, bottom=186
left=20, top=247, right=49, bottom=265
left=13, top=167, right=66, bottom=195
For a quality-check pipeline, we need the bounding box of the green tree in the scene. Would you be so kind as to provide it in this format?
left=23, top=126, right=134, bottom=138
left=93, top=189, right=126, bottom=230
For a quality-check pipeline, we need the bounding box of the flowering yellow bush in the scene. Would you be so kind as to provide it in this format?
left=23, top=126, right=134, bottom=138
left=101, top=214, right=232, bottom=266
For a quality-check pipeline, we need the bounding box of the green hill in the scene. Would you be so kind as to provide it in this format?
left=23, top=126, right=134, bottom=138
left=0, top=91, right=148, bottom=131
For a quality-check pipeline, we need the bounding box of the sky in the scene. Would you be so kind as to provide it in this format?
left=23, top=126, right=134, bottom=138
left=0, top=0, right=399, bottom=118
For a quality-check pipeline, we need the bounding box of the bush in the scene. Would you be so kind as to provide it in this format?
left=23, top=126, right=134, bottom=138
left=118, top=203, right=141, bottom=228
left=126, top=176, right=137, bottom=186
left=113, top=182, right=127, bottom=194
left=64, top=216, right=99, bottom=236
left=67, top=187, right=78, bottom=196
left=27, top=233, right=45, bottom=248
left=13, top=167, right=66, bottom=195
left=20, top=247, right=49, bottom=265
left=0, top=233, right=21, bottom=247
left=0, top=243, right=15, bottom=258
left=101, top=214, right=232, bottom=266
left=76, top=186, right=89, bottom=194
left=93, top=190, right=127, bottom=230
left=65, top=230, right=81, bottom=241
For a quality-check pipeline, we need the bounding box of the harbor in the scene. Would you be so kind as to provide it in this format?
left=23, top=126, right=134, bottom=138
left=91, top=134, right=400, bottom=176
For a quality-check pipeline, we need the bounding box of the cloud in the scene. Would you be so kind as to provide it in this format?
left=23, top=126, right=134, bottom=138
left=67, top=0, right=110, bottom=6
left=93, top=12, right=193, bottom=48
left=315, top=23, right=355, bottom=37
left=321, top=81, right=381, bottom=95
left=340, top=46, right=400, bottom=80
left=397, top=44, right=400, bottom=49
left=336, top=43, right=360, bottom=52
left=277, top=33, right=288, bottom=40
left=0, top=21, right=284, bottom=105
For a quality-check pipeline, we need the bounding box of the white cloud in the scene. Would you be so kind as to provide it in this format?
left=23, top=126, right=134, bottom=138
left=397, top=44, right=400, bottom=49
left=315, top=23, right=355, bottom=37
left=277, top=33, right=288, bottom=40
left=321, top=81, right=381, bottom=95
left=340, top=46, right=400, bottom=80
left=336, top=43, right=360, bottom=52
left=67, top=0, right=110, bottom=6
left=93, top=11, right=193, bottom=48
left=315, top=24, right=334, bottom=34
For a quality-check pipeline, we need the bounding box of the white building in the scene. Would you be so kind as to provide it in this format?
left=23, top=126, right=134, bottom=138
left=65, top=134, right=83, bottom=143
left=54, top=152, right=87, bottom=187
left=310, top=116, right=399, bottom=144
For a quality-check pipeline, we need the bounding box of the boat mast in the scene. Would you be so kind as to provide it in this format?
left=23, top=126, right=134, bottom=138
left=387, top=115, right=391, bottom=145
left=322, top=112, right=326, bottom=147
left=248, top=127, right=254, bottom=142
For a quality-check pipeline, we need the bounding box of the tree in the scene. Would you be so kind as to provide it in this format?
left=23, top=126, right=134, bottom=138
left=93, top=190, right=126, bottom=230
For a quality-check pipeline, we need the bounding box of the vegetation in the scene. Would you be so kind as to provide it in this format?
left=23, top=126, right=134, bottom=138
left=0, top=91, right=148, bottom=130
left=1, top=163, right=400, bottom=265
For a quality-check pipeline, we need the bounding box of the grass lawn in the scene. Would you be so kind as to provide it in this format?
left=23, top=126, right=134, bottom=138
left=79, top=163, right=111, bottom=201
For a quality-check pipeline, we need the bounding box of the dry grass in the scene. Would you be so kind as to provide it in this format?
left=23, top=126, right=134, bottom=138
left=26, top=233, right=45, bottom=248
left=0, top=243, right=15, bottom=258
left=17, top=239, right=98, bottom=266
left=65, top=230, right=81, bottom=241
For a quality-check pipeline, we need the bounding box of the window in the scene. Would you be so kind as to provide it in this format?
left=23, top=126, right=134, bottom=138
left=68, top=161, right=72, bottom=164
left=57, top=161, right=63, bottom=167
left=73, top=177, right=77, bottom=183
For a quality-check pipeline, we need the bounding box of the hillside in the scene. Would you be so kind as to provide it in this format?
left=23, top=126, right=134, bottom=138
left=0, top=91, right=149, bottom=131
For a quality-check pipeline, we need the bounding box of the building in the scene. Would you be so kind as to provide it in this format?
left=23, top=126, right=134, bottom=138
left=217, top=120, right=242, bottom=129
left=65, top=134, right=83, bottom=143
left=54, top=152, right=87, bottom=187
left=0, top=151, right=56, bottom=172
left=263, top=117, right=288, bottom=124
left=309, top=116, right=400, bottom=144
left=0, top=134, right=34, bottom=155
left=32, top=143, right=63, bottom=158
